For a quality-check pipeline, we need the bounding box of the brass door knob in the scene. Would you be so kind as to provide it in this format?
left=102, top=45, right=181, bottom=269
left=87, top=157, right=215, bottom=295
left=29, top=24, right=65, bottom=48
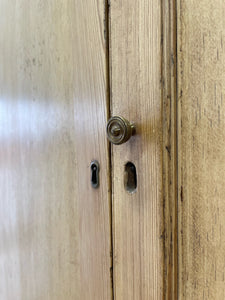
left=106, top=116, right=136, bottom=145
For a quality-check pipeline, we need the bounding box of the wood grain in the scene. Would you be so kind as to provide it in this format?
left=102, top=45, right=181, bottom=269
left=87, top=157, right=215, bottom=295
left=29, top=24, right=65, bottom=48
left=109, top=0, right=164, bottom=298
left=162, top=0, right=178, bottom=299
left=0, top=1, right=112, bottom=299
left=177, top=0, right=225, bottom=298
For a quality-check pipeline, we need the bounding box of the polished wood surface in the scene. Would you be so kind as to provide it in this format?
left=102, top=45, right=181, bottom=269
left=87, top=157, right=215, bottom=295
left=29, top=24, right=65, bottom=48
left=177, top=0, right=225, bottom=298
left=109, top=1, right=164, bottom=298
left=0, top=1, right=112, bottom=299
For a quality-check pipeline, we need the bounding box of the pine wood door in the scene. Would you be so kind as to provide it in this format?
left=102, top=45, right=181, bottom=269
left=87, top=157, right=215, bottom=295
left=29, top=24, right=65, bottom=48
left=0, top=0, right=171, bottom=299
left=0, top=1, right=112, bottom=299
left=2, top=0, right=225, bottom=299
left=109, top=1, right=165, bottom=299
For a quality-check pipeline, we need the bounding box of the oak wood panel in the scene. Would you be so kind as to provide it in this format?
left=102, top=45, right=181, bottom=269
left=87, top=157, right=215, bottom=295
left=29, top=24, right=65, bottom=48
left=178, top=0, right=225, bottom=298
left=109, top=1, right=164, bottom=298
left=0, top=1, right=112, bottom=299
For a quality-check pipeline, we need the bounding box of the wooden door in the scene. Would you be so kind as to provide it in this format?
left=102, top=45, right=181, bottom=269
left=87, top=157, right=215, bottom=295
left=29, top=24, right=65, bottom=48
left=0, top=1, right=112, bottom=299
left=109, top=0, right=177, bottom=299
left=0, top=0, right=173, bottom=299
left=110, top=1, right=164, bottom=299
left=1, top=0, right=225, bottom=299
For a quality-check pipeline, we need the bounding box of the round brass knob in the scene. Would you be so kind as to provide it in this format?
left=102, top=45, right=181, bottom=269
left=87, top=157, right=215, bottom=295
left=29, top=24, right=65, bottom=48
left=106, top=116, right=136, bottom=145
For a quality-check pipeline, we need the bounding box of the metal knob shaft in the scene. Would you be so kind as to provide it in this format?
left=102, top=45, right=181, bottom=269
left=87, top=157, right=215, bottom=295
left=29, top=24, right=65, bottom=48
left=106, top=116, right=136, bottom=145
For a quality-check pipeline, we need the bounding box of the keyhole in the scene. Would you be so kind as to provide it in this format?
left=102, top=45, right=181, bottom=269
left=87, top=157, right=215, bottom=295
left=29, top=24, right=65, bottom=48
left=124, top=162, right=137, bottom=193
left=91, top=161, right=99, bottom=188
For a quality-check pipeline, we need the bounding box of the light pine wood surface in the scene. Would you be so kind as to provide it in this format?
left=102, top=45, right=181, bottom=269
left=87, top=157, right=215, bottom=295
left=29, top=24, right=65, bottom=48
left=109, top=0, right=164, bottom=299
left=3, top=0, right=225, bottom=298
left=0, top=1, right=112, bottom=299
left=178, top=0, right=225, bottom=298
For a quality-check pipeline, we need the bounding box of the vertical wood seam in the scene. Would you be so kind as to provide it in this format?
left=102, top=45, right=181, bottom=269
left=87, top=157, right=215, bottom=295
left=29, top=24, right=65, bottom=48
left=162, top=0, right=178, bottom=298
left=105, top=0, right=114, bottom=299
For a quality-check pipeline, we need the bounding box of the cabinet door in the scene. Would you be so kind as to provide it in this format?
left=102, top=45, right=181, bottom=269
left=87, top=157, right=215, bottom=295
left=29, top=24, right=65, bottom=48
left=0, top=1, right=112, bottom=299
left=109, top=1, right=175, bottom=299
left=5, top=0, right=225, bottom=299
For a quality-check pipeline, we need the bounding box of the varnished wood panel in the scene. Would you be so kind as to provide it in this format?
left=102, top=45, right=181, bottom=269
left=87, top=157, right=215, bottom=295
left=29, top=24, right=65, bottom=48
left=109, top=1, right=164, bottom=298
left=178, top=0, right=225, bottom=298
left=0, top=1, right=112, bottom=299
